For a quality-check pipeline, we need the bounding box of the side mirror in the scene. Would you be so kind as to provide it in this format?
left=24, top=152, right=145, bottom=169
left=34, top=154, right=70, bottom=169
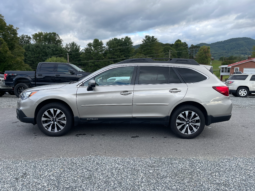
left=87, top=80, right=96, bottom=91
left=69, top=69, right=75, bottom=75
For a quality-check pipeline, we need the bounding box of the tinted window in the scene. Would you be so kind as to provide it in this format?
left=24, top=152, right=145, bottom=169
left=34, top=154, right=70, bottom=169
left=229, top=75, right=248, bottom=80
left=138, top=66, right=169, bottom=84
left=250, top=75, right=255, bottom=81
left=57, top=64, right=73, bottom=74
left=40, top=63, right=55, bottom=72
left=176, top=68, right=207, bottom=83
left=93, top=67, right=135, bottom=86
left=169, top=68, right=182, bottom=83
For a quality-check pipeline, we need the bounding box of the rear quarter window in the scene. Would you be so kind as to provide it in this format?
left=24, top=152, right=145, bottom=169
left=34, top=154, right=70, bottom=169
left=176, top=68, right=207, bottom=83
left=229, top=75, right=248, bottom=80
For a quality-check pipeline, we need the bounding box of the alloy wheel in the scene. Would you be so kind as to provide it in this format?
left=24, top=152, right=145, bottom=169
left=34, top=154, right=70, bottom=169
left=238, top=89, right=247, bottom=97
left=176, top=110, right=201, bottom=135
left=41, top=108, right=67, bottom=132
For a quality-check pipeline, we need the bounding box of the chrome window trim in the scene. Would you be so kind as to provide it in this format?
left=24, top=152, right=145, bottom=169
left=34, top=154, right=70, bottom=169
left=77, top=63, right=209, bottom=87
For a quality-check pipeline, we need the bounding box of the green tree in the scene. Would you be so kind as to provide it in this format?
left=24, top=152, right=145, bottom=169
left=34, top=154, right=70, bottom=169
left=189, top=44, right=200, bottom=59
left=0, top=14, right=31, bottom=72
left=196, top=46, right=212, bottom=65
left=138, top=35, right=164, bottom=58
left=106, top=36, right=134, bottom=62
left=174, top=39, right=189, bottom=58
left=23, top=44, right=65, bottom=69
left=162, top=43, right=177, bottom=58
left=32, top=32, right=62, bottom=45
left=45, top=56, right=67, bottom=62
left=252, top=46, right=255, bottom=57
left=19, top=34, right=32, bottom=46
left=81, top=39, right=109, bottom=72
left=65, top=42, right=81, bottom=65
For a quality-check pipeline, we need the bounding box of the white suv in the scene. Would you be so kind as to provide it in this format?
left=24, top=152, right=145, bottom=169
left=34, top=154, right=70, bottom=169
left=226, top=74, right=255, bottom=97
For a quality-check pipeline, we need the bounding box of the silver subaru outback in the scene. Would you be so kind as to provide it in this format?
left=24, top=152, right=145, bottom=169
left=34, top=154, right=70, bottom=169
left=16, top=58, right=232, bottom=138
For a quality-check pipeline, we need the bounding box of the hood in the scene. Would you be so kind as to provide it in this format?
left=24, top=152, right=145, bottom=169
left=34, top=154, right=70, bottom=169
left=27, top=83, right=67, bottom=91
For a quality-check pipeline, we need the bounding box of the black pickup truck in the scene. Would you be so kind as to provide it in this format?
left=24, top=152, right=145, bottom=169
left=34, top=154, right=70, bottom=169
left=4, top=62, right=90, bottom=97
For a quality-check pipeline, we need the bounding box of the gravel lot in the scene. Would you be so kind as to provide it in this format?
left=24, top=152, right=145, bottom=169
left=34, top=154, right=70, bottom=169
left=0, top=93, right=255, bottom=190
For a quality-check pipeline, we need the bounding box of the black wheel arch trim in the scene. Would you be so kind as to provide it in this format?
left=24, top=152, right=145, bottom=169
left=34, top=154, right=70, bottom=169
left=16, top=109, right=35, bottom=124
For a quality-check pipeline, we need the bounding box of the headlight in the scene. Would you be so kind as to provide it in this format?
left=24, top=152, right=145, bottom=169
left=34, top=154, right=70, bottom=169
left=20, top=91, right=37, bottom=100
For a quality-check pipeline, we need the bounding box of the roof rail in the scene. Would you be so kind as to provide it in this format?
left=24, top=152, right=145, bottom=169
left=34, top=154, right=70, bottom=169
left=115, top=58, right=199, bottom=65
left=117, top=58, right=154, bottom=63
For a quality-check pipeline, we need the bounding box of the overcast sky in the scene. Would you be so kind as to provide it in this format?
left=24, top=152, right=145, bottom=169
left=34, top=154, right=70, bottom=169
left=1, top=0, right=255, bottom=47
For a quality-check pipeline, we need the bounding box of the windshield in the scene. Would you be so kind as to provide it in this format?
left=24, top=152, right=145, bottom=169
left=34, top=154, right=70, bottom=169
left=70, top=64, right=84, bottom=72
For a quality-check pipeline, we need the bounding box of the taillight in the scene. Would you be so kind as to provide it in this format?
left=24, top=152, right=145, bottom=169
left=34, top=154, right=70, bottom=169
left=213, top=86, right=229, bottom=96
left=4, top=73, right=8, bottom=80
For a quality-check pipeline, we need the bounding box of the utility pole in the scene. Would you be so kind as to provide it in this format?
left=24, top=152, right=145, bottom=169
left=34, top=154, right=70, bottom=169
left=169, top=50, right=171, bottom=59
left=67, top=53, right=69, bottom=63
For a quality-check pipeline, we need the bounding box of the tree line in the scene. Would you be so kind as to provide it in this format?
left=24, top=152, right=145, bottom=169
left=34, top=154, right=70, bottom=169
left=2, top=13, right=254, bottom=73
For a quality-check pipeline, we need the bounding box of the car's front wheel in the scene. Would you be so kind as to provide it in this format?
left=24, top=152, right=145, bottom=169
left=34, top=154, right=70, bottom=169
left=170, top=105, right=205, bottom=139
left=36, top=103, right=73, bottom=136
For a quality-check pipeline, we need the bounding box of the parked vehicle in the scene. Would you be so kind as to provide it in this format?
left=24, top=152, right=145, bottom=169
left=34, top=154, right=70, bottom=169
left=16, top=58, right=232, bottom=138
left=226, top=74, right=255, bottom=97
left=4, top=62, right=90, bottom=97
left=0, top=74, right=14, bottom=97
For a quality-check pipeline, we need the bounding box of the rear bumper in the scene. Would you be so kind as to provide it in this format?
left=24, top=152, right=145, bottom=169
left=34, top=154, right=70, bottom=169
left=16, top=109, right=35, bottom=124
left=206, top=115, right=231, bottom=126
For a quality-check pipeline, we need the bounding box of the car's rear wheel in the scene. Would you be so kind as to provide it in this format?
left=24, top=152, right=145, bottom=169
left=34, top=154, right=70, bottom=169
left=0, top=92, right=5, bottom=97
left=36, top=103, right=73, bottom=136
left=237, top=87, right=248, bottom=97
left=170, top=105, right=205, bottom=139
left=14, top=83, right=29, bottom=97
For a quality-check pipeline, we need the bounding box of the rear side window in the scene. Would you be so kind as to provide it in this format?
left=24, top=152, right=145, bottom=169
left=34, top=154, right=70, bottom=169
left=176, top=68, right=207, bottom=83
left=250, top=75, right=255, bottom=81
left=138, top=66, right=169, bottom=84
left=229, top=75, right=248, bottom=80
left=40, top=63, right=55, bottom=72
left=169, top=68, right=182, bottom=83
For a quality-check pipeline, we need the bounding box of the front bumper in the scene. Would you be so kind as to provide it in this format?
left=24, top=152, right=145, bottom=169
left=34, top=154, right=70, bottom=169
left=16, top=109, right=35, bottom=124
left=206, top=115, right=231, bottom=126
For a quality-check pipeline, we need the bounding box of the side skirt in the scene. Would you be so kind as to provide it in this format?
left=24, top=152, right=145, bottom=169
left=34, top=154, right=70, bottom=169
left=78, top=117, right=170, bottom=126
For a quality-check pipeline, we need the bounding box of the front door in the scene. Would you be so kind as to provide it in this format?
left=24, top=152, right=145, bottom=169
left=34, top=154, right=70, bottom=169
left=132, top=66, right=187, bottom=118
left=77, top=66, right=136, bottom=120
left=55, top=64, right=80, bottom=83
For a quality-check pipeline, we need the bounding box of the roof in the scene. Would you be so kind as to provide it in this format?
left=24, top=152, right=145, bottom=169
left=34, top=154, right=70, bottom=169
left=116, top=58, right=199, bottom=65
left=228, top=58, right=255, bottom=68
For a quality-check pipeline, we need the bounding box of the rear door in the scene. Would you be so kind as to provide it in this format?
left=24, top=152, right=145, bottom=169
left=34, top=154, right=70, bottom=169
left=132, top=66, right=187, bottom=118
left=36, top=63, right=57, bottom=86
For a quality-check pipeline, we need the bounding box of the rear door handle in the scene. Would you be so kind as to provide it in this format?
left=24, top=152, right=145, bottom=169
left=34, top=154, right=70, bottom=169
left=169, top=88, right=181, bottom=93
left=120, top=91, right=132, bottom=95
left=38, top=74, right=42, bottom=76
left=56, top=75, right=60, bottom=77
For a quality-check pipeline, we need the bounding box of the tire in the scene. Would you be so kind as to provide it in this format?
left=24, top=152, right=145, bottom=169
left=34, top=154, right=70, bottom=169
left=170, top=105, right=205, bottom=139
left=0, top=92, right=5, bottom=97
left=36, top=103, right=73, bottom=136
left=237, top=87, right=249, bottom=97
left=14, top=83, right=29, bottom=97
left=232, top=92, right=238, bottom=97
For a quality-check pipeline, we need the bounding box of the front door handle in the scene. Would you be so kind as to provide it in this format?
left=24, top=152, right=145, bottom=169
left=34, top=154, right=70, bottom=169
left=56, top=75, right=60, bottom=77
left=169, top=88, right=181, bottom=93
left=38, top=74, right=42, bottom=76
left=120, top=91, right=132, bottom=95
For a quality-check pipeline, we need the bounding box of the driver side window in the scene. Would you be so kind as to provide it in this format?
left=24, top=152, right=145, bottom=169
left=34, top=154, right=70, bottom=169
left=83, top=66, right=135, bottom=86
